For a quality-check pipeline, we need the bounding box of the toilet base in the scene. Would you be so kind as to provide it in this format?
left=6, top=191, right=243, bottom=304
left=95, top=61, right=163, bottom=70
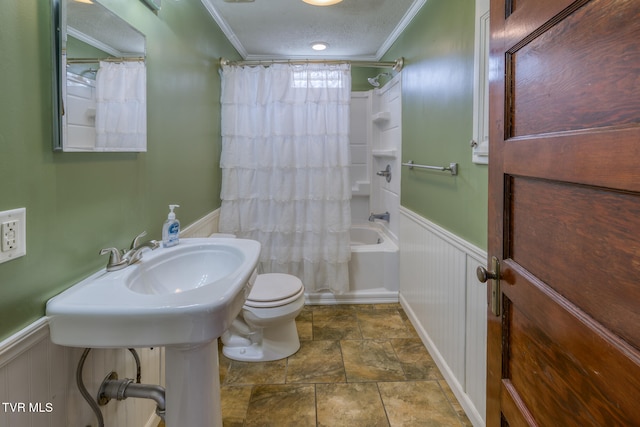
left=222, top=319, right=300, bottom=362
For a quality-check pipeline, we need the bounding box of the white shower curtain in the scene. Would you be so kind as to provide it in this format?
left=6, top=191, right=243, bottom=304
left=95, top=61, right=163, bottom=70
left=219, top=63, right=352, bottom=293
left=95, top=61, right=147, bottom=151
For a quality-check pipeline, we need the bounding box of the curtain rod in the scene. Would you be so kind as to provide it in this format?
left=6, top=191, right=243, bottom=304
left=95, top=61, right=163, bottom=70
left=66, top=57, right=145, bottom=64
left=219, top=57, right=404, bottom=71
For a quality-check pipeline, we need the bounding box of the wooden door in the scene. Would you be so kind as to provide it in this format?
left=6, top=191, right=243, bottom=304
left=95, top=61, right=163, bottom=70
left=486, top=0, right=640, bottom=425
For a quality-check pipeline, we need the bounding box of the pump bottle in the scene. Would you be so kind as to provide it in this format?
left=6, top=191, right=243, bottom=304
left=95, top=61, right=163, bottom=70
left=162, top=204, right=180, bottom=248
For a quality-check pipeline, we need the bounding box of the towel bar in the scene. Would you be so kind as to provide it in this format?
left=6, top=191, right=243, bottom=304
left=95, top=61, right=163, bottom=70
left=402, top=161, right=458, bottom=176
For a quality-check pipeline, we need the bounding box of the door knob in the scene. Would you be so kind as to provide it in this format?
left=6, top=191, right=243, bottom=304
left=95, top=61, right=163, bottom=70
left=477, top=256, right=501, bottom=316
left=476, top=265, right=498, bottom=283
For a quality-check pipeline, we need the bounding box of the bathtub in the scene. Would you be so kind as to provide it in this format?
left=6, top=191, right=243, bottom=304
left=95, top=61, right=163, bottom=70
left=305, top=224, right=399, bottom=305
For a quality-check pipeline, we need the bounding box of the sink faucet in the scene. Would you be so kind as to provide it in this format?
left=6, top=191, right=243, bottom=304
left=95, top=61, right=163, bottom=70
left=125, top=239, right=160, bottom=264
left=369, top=211, right=390, bottom=222
left=100, top=231, right=159, bottom=271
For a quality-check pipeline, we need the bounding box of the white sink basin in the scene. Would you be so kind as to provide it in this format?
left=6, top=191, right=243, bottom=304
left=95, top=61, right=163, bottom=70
left=46, top=238, right=260, bottom=348
left=126, top=243, right=246, bottom=295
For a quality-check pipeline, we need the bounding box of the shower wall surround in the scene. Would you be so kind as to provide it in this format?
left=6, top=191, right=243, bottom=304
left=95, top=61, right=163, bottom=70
left=349, top=73, right=402, bottom=242
left=349, top=92, right=372, bottom=223
left=369, top=74, right=402, bottom=241
left=65, top=73, right=98, bottom=150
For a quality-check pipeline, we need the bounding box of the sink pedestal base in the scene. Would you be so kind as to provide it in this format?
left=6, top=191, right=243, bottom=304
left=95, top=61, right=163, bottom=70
left=165, top=341, right=222, bottom=427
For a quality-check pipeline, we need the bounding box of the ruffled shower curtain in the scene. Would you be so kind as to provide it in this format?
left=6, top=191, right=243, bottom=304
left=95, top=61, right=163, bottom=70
left=219, top=63, right=352, bottom=293
left=95, top=61, right=147, bottom=151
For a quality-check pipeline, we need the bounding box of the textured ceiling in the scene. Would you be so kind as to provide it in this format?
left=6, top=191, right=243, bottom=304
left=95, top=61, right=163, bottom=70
left=66, top=0, right=145, bottom=56
left=200, top=0, right=426, bottom=60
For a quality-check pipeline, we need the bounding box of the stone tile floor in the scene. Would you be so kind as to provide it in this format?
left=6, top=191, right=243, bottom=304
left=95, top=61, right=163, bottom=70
left=216, top=303, right=473, bottom=427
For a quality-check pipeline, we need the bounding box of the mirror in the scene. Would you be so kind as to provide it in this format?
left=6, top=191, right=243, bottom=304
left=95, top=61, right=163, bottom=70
left=53, top=0, right=147, bottom=152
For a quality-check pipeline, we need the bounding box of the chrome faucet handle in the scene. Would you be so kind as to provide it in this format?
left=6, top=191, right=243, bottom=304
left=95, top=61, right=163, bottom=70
left=376, top=164, right=392, bottom=183
left=100, top=247, right=128, bottom=271
left=368, top=211, right=391, bottom=222
left=126, top=239, right=160, bottom=265
left=129, top=231, right=148, bottom=250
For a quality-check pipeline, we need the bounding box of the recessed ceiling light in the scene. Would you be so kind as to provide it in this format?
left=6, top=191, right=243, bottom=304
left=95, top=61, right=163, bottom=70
left=302, top=0, right=343, bottom=6
left=311, top=42, right=328, bottom=51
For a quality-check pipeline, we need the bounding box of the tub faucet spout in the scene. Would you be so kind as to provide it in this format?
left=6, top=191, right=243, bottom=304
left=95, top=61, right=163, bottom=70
left=369, top=211, right=390, bottom=222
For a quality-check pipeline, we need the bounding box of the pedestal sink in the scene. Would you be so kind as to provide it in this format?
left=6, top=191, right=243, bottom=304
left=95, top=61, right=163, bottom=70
left=46, top=238, right=261, bottom=427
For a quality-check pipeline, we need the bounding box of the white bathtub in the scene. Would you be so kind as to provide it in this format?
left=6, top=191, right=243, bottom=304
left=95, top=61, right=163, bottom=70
left=306, top=224, right=399, bottom=305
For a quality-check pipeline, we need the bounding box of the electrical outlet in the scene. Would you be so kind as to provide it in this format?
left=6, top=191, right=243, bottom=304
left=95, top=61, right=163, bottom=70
left=0, top=208, right=26, bottom=264
left=2, top=220, right=18, bottom=251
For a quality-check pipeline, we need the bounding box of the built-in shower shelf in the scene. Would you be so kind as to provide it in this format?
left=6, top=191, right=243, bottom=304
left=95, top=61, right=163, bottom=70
left=352, top=180, right=370, bottom=196
left=372, top=111, right=391, bottom=123
left=372, top=149, right=397, bottom=158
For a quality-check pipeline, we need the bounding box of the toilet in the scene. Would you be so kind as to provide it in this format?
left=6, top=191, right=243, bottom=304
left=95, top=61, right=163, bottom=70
left=221, top=272, right=305, bottom=362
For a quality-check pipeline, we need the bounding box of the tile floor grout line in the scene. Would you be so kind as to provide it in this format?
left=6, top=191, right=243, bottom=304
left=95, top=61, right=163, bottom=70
left=435, top=379, right=469, bottom=427
left=375, top=381, right=393, bottom=427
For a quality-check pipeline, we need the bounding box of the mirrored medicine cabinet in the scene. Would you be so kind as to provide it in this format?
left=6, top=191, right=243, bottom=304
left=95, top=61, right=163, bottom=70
left=52, top=0, right=147, bottom=152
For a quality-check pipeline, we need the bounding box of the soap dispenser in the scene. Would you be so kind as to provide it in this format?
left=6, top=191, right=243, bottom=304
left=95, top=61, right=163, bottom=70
left=162, top=204, right=180, bottom=248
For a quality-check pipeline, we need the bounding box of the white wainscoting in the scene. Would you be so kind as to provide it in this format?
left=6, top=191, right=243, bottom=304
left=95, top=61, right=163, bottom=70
left=0, top=320, right=163, bottom=427
left=399, top=207, right=487, bottom=427
left=0, top=212, right=222, bottom=427
left=181, top=209, right=220, bottom=238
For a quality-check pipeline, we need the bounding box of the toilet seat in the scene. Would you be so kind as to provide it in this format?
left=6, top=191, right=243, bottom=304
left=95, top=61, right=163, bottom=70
left=244, top=273, right=304, bottom=308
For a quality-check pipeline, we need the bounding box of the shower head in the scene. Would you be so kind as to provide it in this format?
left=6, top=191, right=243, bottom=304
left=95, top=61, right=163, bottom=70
left=81, top=68, right=98, bottom=77
left=367, top=76, right=381, bottom=87
left=367, top=72, right=392, bottom=87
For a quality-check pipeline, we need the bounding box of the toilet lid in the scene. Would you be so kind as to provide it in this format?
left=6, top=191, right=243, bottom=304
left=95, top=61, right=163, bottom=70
left=245, top=273, right=304, bottom=308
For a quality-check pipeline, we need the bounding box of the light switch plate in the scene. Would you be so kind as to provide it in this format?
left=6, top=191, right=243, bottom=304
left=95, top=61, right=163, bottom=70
left=0, top=208, right=26, bottom=264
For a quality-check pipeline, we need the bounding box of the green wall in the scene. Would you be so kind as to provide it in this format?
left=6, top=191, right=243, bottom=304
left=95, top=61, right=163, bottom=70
left=0, top=0, right=239, bottom=340
left=351, top=66, right=379, bottom=91
left=383, top=0, right=488, bottom=249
